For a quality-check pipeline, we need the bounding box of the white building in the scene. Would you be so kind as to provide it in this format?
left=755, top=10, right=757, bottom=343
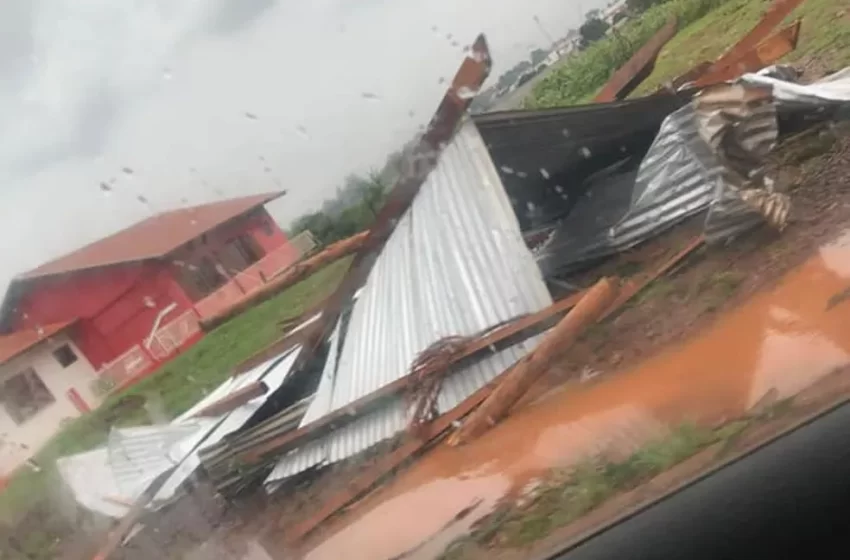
left=0, top=321, right=102, bottom=477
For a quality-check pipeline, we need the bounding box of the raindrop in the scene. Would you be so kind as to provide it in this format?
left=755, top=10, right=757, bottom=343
left=579, top=146, right=592, bottom=158
left=450, top=41, right=460, bottom=48
left=517, top=171, right=528, bottom=178
left=554, top=185, right=565, bottom=194
left=431, top=25, right=439, bottom=32
left=122, top=166, right=134, bottom=175
left=264, top=167, right=272, bottom=173
left=446, top=33, right=454, bottom=41
left=109, top=177, right=117, bottom=184
left=438, top=77, right=446, bottom=85
left=407, top=110, right=415, bottom=118
left=99, top=182, right=112, bottom=194
left=526, top=201, right=536, bottom=211
left=620, top=145, right=628, bottom=153
left=162, top=67, right=173, bottom=80
left=540, top=168, right=550, bottom=179
left=295, top=125, right=309, bottom=139
left=456, top=85, right=479, bottom=100
left=500, top=166, right=515, bottom=174
left=258, top=156, right=265, bottom=162
left=361, top=92, right=381, bottom=101
left=244, top=112, right=259, bottom=120
left=137, top=195, right=149, bottom=205
left=180, top=197, right=189, bottom=205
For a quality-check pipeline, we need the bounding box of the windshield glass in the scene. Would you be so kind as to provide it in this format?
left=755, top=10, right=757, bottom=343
left=1, top=0, right=849, bottom=559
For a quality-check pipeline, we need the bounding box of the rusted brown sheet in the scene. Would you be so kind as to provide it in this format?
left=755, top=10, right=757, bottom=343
left=449, top=278, right=619, bottom=445
left=199, top=230, right=368, bottom=331
left=710, top=0, right=805, bottom=71
left=594, top=17, right=678, bottom=103
left=191, top=381, right=268, bottom=418
left=693, top=20, right=802, bottom=87
left=283, top=368, right=506, bottom=542
left=238, top=289, right=586, bottom=465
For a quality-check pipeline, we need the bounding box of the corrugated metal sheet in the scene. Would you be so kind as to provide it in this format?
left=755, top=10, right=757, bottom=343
left=265, top=121, right=552, bottom=489
left=108, top=422, right=208, bottom=495
left=58, top=346, right=303, bottom=517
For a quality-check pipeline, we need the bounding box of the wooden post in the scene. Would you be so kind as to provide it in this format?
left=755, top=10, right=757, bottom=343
left=449, top=277, right=619, bottom=446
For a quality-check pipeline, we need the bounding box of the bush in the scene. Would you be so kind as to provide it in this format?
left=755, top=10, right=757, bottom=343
left=526, top=0, right=732, bottom=108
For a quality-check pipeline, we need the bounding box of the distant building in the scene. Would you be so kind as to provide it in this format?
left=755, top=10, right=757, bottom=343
left=0, top=193, right=302, bottom=475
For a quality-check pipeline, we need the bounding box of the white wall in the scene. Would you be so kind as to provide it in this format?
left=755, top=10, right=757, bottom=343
left=0, top=335, right=101, bottom=475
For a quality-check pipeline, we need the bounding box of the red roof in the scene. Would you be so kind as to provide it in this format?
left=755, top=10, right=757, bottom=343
left=20, top=192, right=285, bottom=280
left=0, top=320, right=76, bottom=366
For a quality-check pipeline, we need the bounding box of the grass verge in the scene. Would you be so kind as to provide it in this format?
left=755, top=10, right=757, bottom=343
left=0, top=257, right=350, bottom=523
left=527, top=0, right=850, bottom=109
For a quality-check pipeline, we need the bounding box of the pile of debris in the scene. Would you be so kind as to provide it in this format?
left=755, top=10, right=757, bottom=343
left=56, top=3, right=850, bottom=557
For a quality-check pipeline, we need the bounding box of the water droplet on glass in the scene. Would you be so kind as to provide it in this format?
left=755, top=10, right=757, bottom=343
left=99, top=182, right=112, bottom=194
left=446, top=33, right=453, bottom=41
left=540, top=168, right=550, bottom=179
left=500, top=166, right=514, bottom=174
left=137, top=195, right=149, bottom=205
left=361, top=92, right=380, bottom=101
left=451, top=41, right=460, bottom=48
left=579, top=146, right=592, bottom=158
left=561, top=129, right=571, bottom=138
left=408, top=110, right=415, bottom=118
left=438, top=77, right=446, bottom=85
left=122, top=166, right=134, bottom=175
left=554, top=185, right=565, bottom=194
left=517, top=171, right=528, bottom=178
left=295, top=125, right=309, bottom=139
left=456, top=85, right=479, bottom=100
left=264, top=166, right=272, bottom=173
left=244, top=112, right=258, bottom=120
left=462, top=45, right=471, bottom=53
left=431, top=25, right=439, bottom=32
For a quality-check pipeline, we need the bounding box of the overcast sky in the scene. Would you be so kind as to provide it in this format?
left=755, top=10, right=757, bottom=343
left=0, top=0, right=605, bottom=287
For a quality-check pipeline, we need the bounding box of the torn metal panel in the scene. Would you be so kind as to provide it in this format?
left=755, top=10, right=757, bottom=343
left=472, top=92, right=695, bottom=233
left=57, top=447, right=134, bottom=519
left=107, top=423, right=207, bottom=497
left=264, top=121, right=552, bottom=489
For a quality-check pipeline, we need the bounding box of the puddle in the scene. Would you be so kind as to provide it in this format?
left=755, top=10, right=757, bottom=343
left=299, top=231, right=850, bottom=560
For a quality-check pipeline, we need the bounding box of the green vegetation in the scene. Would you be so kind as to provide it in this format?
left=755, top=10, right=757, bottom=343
left=527, top=0, right=733, bottom=108
left=527, top=0, right=850, bottom=109
left=0, top=258, right=350, bottom=522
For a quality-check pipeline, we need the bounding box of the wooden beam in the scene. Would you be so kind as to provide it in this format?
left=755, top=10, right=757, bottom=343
left=237, top=289, right=587, bottom=465
left=449, top=278, right=619, bottom=445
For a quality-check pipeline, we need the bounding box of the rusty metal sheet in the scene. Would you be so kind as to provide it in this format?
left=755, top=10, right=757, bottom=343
left=594, top=17, right=678, bottom=103
left=711, top=0, right=805, bottom=70
left=693, top=20, right=802, bottom=87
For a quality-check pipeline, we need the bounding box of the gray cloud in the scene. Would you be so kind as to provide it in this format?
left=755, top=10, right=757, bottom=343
left=204, top=0, right=279, bottom=35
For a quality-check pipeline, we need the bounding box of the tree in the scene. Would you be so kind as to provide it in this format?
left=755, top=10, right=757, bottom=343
left=579, top=17, right=610, bottom=48
left=626, top=0, right=670, bottom=13
left=530, top=48, right=549, bottom=66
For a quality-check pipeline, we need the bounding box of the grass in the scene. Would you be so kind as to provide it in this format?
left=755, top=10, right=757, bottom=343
left=527, top=0, right=850, bottom=109
left=0, top=257, right=351, bottom=523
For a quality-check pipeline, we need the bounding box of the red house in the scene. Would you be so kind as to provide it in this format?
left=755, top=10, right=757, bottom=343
left=0, top=192, right=301, bottom=388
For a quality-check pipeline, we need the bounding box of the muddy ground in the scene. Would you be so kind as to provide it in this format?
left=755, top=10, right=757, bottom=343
left=43, top=121, right=850, bottom=560
left=270, top=127, right=850, bottom=557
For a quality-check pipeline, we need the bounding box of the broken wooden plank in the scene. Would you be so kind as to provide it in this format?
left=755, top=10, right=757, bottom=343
left=693, top=20, right=802, bottom=88
left=199, top=231, right=368, bottom=331
left=449, top=278, right=619, bottom=445
left=710, top=0, right=805, bottom=71
left=594, top=16, right=679, bottom=102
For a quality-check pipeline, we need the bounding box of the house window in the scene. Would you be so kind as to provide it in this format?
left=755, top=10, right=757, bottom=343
left=232, top=235, right=263, bottom=265
left=1, top=368, right=55, bottom=424
left=52, top=344, right=78, bottom=368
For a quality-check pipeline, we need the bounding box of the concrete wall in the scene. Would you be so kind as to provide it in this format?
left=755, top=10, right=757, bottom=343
left=0, top=335, right=100, bottom=475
